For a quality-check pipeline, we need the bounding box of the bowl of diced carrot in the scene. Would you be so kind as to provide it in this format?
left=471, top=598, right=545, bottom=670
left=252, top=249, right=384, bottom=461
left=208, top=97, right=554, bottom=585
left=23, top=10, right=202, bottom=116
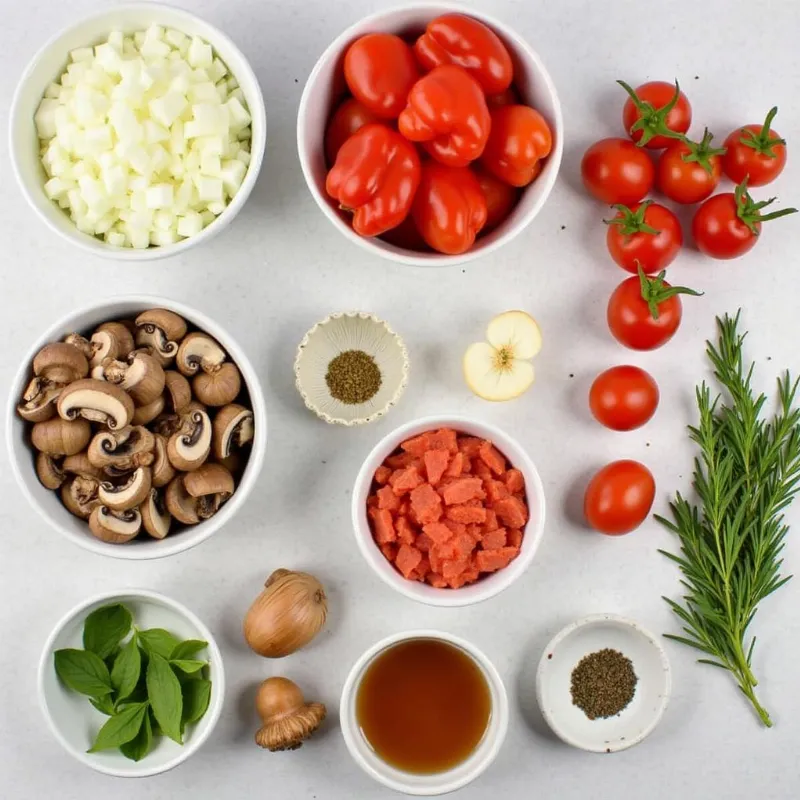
left=352, top=416, right=545, bottom=606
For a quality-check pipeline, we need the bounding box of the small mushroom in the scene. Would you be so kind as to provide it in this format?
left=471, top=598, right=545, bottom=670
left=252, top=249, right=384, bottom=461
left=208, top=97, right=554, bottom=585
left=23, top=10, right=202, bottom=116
left=164, top=475, right=200, bottom=525
left=31, top=417, right=91, bottom=456
left=132, top=394, right=165, bottom=426
left=167, top=408, right=212, bottom=471
left=17, top=376, right=63, bottom=422
left=61, top=475, right=101, bottom=519
left=176, top=332, right=227, bottom=376
left=90, top=321, right=135, bottom=368
left=254, top=677, right=327, bottom=751
left=163, top=370, right=192, bottom=413
left=98, top=351, right=165, bottom=407
left=212, top=404, right=255, bottom=460
left=194, top=362, right=241, bottom=407
left=88, top=505, right=142, bottom=543
left=62, top=452, right=105, bottom=481
left=62, top=333, right=94, bottom=361
left=36, top=452, right=65, bottom=490
left=135, top=309, right=187, bottom=366
left=98, top=466, right=152, bottom=511
left=87, top=426, right=156, bottom=474
left=183, top=463, right=234, bottom=519
left=151, top=434, right=175, bottom=488
left=140, top=488, right=172, bottom=539
left=57, top=379, right=135, bottom=430
left=33, top=342, right=89, bottom=384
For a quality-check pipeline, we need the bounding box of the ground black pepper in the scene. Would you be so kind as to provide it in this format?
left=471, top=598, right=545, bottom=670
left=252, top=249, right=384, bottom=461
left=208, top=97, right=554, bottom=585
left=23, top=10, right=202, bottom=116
left=570, top=648, right=637, bottom=720
left=325, top=350, right=382, bottom=405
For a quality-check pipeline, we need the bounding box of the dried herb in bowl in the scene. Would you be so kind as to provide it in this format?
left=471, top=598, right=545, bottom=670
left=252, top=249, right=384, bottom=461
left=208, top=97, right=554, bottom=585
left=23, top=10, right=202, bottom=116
left=570, top=649, right=637, bottom=720
left=325, top=350, right=382, bottom=405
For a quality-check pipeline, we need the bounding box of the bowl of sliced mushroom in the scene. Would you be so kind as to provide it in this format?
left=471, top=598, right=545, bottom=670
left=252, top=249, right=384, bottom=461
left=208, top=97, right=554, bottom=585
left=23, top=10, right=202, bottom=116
left=7, top=297, right=266, bottom=559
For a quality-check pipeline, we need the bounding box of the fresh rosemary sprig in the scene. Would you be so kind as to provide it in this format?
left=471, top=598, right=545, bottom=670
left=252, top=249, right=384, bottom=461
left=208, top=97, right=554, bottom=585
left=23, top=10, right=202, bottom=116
left=656, top=312, right=800, bottom=727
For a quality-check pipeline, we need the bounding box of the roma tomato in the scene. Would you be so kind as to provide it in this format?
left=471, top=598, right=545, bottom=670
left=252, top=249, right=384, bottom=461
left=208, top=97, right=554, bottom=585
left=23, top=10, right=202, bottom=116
left=584, top=460, right=655, bottom=535
left=581, top=138, right=655, bottom=205
left=692, top=179, right=797, bottom=260
left=605, top=200, right=683, bottom=274
left=607, top=267, right=701, bottom=350
left=344, top=34, right=420, bottom=119
left=475, top=168, right=519, bottom=231
left=656, top=129, right=725, bottom=204
left=480, top=105, right=552, bottom=187
left=619, top=80, right=691, bottom=149
left=589, top=365, right=659, bottom=431
left=486, top=86, right=520, bottom=108
left=324, top=98, right=380, bottom=165
left=722, top=107, right=787, bottom=187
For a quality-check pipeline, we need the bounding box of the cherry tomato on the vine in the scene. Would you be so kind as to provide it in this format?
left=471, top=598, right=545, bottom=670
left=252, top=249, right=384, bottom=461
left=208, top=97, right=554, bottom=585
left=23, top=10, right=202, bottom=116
left=475, top=167, right=519, bottom=231
left=656, top=129, right=725, bottom=204
left=324, top=98, right=381, bottom=166
left=619, top=79, right=691, bottom=149
left=581, top=138, right=655, bottom=205
left=589, top=365, right=659, bottom=431
left=605, top=200, right=682, bottom=274
left=584, top=460, right=656, bottom=535
left=722, top=107, right=787, bottom=187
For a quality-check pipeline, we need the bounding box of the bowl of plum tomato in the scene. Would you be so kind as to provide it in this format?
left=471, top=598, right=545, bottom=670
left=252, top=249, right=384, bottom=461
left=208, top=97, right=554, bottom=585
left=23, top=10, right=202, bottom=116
left=297, top=4, right=563, bottom=266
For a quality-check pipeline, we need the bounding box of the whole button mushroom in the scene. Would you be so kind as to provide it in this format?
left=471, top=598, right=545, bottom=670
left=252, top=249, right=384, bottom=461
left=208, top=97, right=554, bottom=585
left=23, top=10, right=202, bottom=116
left=89, top=321, right=135, bottom=368
left=97, top=466, right=152, bottom=511
left=88, top=506, right=142, bottom=543
left=33, top=342, right=89, bottom=384
left=57, top=379, right=135, bottom=430
left=31, top=417, right=91, bottom=456
left=135, top=309, right=187, bottom=367
left=176, top=332, right=242, bottom=407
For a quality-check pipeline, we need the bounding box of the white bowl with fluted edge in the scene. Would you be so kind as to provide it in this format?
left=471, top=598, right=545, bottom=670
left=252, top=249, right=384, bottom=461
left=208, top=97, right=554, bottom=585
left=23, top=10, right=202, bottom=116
left=340, top=629, right=509, bottom=795
left=536, top=614, right=671, bottom=753
left=9, top=2, right=266, bottom=260
left=39, top=589, right=224, bottom=777
left=297, top=2, right=563, bottom=267
left=6, top=294, right=267, bottom=560
left=294, top=312, right=410, bottom=426
left=351, top=415, right=546, bottom=606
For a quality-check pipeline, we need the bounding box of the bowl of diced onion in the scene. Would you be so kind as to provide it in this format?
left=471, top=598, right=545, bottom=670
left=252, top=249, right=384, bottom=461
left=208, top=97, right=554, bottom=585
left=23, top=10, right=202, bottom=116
left=9, top=3, right=266, bottom=259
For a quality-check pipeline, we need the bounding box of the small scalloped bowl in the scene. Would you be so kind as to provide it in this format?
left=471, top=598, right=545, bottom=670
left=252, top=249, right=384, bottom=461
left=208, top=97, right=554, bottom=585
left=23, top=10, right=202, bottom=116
left=294, top=312, right=409, bottom=426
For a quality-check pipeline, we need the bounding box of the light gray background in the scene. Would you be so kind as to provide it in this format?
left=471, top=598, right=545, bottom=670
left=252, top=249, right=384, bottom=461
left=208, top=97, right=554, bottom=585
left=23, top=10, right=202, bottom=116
left=2, top=0, right=799, bottom=798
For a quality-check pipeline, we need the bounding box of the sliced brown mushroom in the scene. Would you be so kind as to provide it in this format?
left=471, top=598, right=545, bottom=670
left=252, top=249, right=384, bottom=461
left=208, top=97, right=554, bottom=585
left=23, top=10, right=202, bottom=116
left=212, top=404, right=255, bottom=460
left=165, top=475, right=200, bottom=525
left=135, top=309, right=187, bottom=366
left=17, top=376, right=63, bottom=422
left=183, top=463, right=234, bottom=519
left=62, top=452, right=106, bottom=481
left=194, top=362, right=241, bottom=406
left=97, top=351, right=165, bottom=407
left=163, top=370, right=192, bottom=413
left=61, top=475, right=101, bottom=519
left=90, top=321, right=135, bottom=368
left=57, top=379, right=135, bottom=430
left=176, top=332, right=226, bottom=376
left=132, top=394, right=165, bottom=426
left=167, top=408, right=211, bottom=471
left=98, top=466, right=152, bottom=511
left=62, top=333, right=94, bottom=361
left=31, top=417, right=91, bottom=456
left=151, top=434, right=175, bottom=488
left=33, top=342, right=89, bottom=384
left=36, top=452, right=65, bottom=490
left=88, top=505, right=141, bottom=543
left=140, top=488, right=172, bottom=539
left=87, top=426, right=156, bottom=474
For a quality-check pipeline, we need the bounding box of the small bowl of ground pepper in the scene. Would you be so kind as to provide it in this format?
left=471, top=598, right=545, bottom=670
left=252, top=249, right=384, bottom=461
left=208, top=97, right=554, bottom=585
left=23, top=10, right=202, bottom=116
left=294, top=312, right=409, bottom=426
left=535, top=614, right=671, bottom=753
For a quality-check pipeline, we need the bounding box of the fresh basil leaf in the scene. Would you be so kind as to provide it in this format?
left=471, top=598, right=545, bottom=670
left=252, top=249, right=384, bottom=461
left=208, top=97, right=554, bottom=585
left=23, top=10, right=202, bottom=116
left=182, top=679, right=212, bottom=727
left=138, top=629, right=180, bottom=659
left=111, top=636, right=141, bottom=702
left=120, top=710, right=152, bottom=762
left=83, top=604, right=132, bottom=660
left=169, top=639, right=208, bottom=660
left=88, top=702, right=148, bottom=752
left=147, top=653, right=183, bottom=744
left=89, top=695, right=115, bottom=716
left=54, top=649, right=113, bottom=697
left=149, top=707, right=162, bottom=737
left=170, top=659, right=207, bottom=675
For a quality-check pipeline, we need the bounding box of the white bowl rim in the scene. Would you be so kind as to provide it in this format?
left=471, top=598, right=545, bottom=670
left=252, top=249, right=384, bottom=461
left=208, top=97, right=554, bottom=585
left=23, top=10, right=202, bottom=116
left=296, top=1, right=564, bottom=268
left=339, top=628, right=509, bottom=795
left=351, top=414, right=546, bottom=607
left=5, top=293, right=268, bottom=560
left=535, top=613, right=672, bottom=753
left=8, top=1, right=267, bottom=262
left=38, top=587, right=226, bottom=777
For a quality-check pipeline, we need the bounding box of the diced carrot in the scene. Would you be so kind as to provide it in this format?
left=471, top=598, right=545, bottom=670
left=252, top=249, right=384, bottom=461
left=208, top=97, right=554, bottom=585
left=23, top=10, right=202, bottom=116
left=428, top=428, right=459, bottom=454
left=428, top=546, right=444, bottom=574
left=422, top=522, right=453, bottom=546
left=481, top=527, right=507, bottom=550
left=389, top=465, right=423, bottom=495
left=461, top=457, right=473, bottom=473
left=447, top=570, right=478, bottom=589
left=379, top=542, right=397, bottom=562
left=454, top=531, right=477, bottom=559
left=441, top=478, right=485, bottom=505
left=386, top=452, right=422, bottom=470
left=396, top=544, right=423, bottom=578
left=444, top=451, right=464, bottom=478
left=410, top=483, right=443, bottom=524
left=396, top=516, right=416, bottom=546
left=400, top=432, right=433, bottom=456
left=434, top=537, right=459, bottom=561
left=466, top=524, right=483, bottom=542
left=478, top=441, right=506, bottom=475
left=377, top=485, right=400, bottom=512
left=374, top=466, right=392, bottom=485
left=484, top=508, right=499, bottom=531
left=494, top=496, right=529, bottom=528
left=416, top=532, right=434, bottom=552
left=485, top=479, right=510, bottom=503
left=472, top=459, right=493, bottom=481
left=442, top=557, right=468, bottom=579
left=475, top=546, right=519, bottom=572
left=504, top=468, right=525, bottom=494
left=442, top=519, right=467, bottom=537
left=423, top=449, right=450, bottom=486
left=369, top=507, right=396, bottom=544
left=458, top=437, right=485, bottom=457
left=411, top=556, right=431, bottom=581
left=446, top=504, right=488, bottom=524
left=507, top=528, right=523, bottom=548
left=426, top=573, right=448, bottom=588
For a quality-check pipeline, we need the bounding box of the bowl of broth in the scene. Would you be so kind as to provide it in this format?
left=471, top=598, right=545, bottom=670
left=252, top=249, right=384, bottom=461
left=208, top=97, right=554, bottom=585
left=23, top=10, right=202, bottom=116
left=340, top=630, right=509, bottom=795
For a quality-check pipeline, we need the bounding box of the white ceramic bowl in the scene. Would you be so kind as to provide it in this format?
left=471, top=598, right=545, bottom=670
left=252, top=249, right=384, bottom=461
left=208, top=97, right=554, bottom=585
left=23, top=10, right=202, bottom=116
left=6, top=294, right=267, bottom=560
left=351, top=415, right=545, bottom=606
left=297, top=3, right=563, bottom=267
left=340, top=630, right=509, bottom=795
left=9, top=3, right=266, bottom=260
left=536, top=614, right=671, bottom=753
left=39, top=589, right=224, bottom=777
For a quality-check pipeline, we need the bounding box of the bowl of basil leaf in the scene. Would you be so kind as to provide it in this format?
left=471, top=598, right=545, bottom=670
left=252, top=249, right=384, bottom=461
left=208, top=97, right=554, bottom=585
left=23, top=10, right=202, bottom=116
left=38, top=589, right=224, bottom=776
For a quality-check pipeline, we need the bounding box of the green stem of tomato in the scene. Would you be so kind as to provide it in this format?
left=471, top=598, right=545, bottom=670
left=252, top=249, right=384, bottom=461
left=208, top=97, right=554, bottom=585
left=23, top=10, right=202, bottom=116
left=637, top=264, right=703, bottom=321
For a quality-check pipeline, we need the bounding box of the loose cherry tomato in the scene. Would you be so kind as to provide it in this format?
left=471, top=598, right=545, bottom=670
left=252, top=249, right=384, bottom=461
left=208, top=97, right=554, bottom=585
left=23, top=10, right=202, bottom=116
left=607, top=267, right=701, bottom=350
left=692, top=179, right=797, bottom=260
left=486, top=86, right=520, bottom=108
left=581, top=138, right=654, bottom=205
left=656, top=129, right=725, bottom=204
left=619, top=80, right=691, bottom=149
left=324, top=98, right=381, bottom=166
left=605, top=201, right=682, bottom=274
left=475, top=167, right=519, bottom=231
left=589, top=365, right=659, bottom=431
left=380, top=214, right=430, bottom=251
left=344, top=34, right=420, bottom=119
left=722, top=107, right=787, bottom=187
left=584, top=460, right=655, bottom=535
